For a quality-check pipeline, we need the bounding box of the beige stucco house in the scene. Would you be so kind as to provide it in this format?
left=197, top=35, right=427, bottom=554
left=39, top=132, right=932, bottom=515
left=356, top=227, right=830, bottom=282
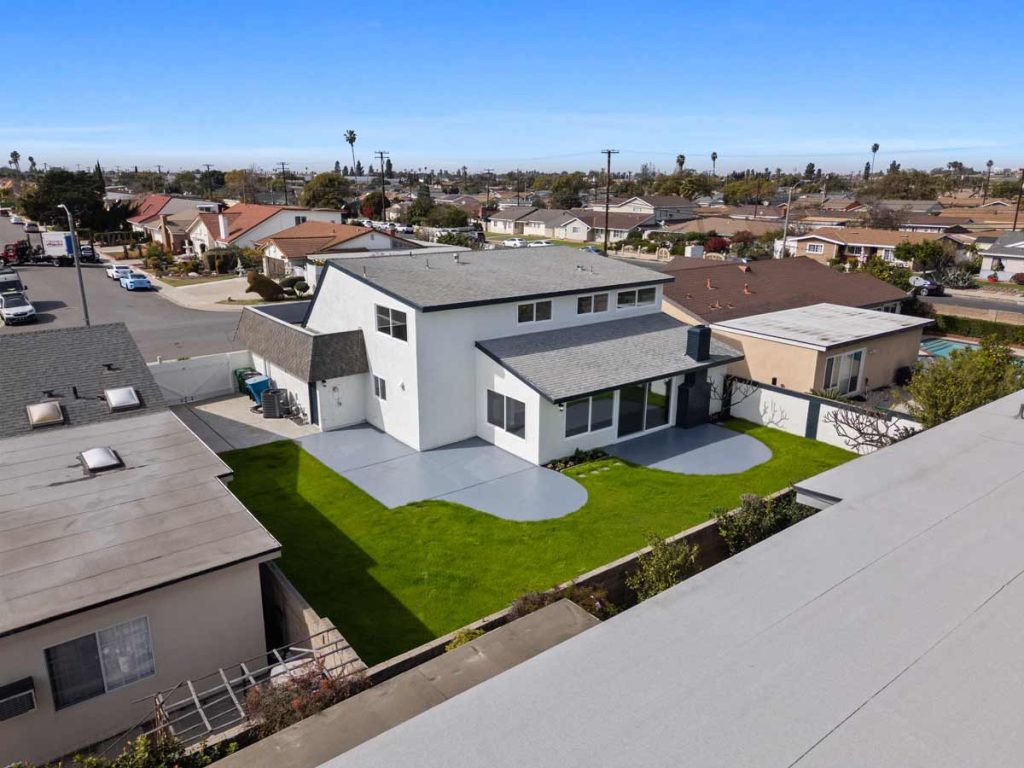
left=709, top=303, right=931, bottom=395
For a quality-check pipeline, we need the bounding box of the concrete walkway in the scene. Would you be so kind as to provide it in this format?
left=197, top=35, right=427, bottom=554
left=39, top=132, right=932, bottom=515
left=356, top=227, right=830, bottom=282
left=174, top=395, right=318, bottom=452
left=147, top=275, right=250, bottom=312
left=297, top=428, right=587, bottom=521
left=607, top=423, right=771, bottom=475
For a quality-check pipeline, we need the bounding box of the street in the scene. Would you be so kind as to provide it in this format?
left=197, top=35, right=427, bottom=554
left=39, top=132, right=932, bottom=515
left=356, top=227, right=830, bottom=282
left=922, top=292, right=1024, bottom=315
left=0, top=262, right=243, bottom=361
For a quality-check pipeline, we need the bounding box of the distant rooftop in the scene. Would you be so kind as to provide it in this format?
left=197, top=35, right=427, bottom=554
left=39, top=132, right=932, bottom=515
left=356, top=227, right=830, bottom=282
left=328, top=247, right=671, bottom=312
left=712, top=302, right=932, bottom=350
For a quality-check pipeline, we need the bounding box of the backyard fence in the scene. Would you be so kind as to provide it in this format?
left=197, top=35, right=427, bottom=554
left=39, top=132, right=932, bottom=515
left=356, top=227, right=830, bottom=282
left=148, top=350, right=253, bottom=404
left=726, top=377, right=921, bottom=454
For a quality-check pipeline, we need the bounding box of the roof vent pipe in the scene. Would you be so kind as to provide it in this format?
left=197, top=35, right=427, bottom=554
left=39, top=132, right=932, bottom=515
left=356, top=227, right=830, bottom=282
left=686, top=325, right=711, bottom=361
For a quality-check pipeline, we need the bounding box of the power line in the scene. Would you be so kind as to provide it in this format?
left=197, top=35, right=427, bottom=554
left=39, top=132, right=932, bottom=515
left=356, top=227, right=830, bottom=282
left=601, top=149, right=619, bottom=256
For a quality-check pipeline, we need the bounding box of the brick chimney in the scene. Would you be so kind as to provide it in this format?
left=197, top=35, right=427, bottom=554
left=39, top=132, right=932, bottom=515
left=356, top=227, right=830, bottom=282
left=218, top=213, right=229, bottom=241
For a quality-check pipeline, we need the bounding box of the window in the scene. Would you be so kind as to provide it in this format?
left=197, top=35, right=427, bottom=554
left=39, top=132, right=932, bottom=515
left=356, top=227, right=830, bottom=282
left=294, top=215, right=307, bottom=225
left=486, top=390, right=526, bottom=439
left=564, top=391, right=614, bottom=437
left=617, top=380, right=673, bottom=437
left=373, top=375, right=387, bottom=401
left=847, top=245, right=864, bottom=256
left=375, top=305, right=408, bottom=341
left=822, top=349, right=864, bottom=395
left=617, top=287, right=656, bottom=309
left=806, top=243, right=825, bottom=254
left=517, top=300, right=552, bottom=323
left=576, top=293, right=608, bottom=315
left=45, top=617, right=155, bottom=710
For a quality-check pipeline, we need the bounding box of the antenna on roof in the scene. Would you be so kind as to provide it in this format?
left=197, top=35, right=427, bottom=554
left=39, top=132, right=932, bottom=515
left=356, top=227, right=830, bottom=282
left=362, top=266, right=367, bottom=278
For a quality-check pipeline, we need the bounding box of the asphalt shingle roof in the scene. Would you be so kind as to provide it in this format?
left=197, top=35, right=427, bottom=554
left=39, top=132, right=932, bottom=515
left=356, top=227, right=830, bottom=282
left=476, top=313, right=741, bottom=402
left=330, top=247, right=671, bottom=311
left=0, top=323, right=165, bottom=437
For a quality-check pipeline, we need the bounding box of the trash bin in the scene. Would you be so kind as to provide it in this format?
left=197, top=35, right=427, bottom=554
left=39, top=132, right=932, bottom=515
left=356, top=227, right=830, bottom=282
left=245, top=375, right=271, bottom=403
left=234, top=367, right=259, bottom=394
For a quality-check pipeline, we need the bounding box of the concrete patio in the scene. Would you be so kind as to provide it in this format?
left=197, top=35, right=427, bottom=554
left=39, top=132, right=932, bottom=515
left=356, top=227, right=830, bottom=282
left=174, top=395, right=318, bottom=452
left=297, top=427, right=587, bottom=521
left=606, top=423, right=771, bottom=474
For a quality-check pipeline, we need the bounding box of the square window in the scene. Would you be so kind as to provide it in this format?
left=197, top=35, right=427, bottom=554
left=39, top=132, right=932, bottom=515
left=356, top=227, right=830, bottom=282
left=593, top=293, right=608, bottom=312
left=577, top=296, right=593, bottom=315
left=487, top=390, right=505, bottom=428
left=637, top=287, right=656, bottom=305
left=535, top=301, right=552, bottom=321
left=46, top=634, right=105, bottom=710
left=97, top=618, right=155, bottom=692
left=617, top=290, right=636, bottom=308
left=517, top=304, right=534, bottom=323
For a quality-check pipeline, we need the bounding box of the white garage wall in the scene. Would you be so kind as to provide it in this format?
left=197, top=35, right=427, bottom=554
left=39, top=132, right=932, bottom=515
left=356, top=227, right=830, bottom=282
left=316, top=374, right=368, bottom=430
left=251, top=352, right=312, bottom=424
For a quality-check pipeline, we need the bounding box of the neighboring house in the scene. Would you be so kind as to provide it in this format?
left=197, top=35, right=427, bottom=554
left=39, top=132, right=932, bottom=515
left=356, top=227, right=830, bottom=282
left=588, top=195, right=696, bottom=223
left=436, top=194, right=484, bottom=219
left=938, top=206, right=1020, bottom=231
left=712, top=303, right=932, bottom=395
left=657, top=216, right=781, bottom=238
left=257, top=221, right=419, bottom=278
left=820, top=197, right=864, bottom=212
left=518, top=209, right=579, bottom=239
left=782, top=227, right=955, bottom=267
left=660, top=257, right=908, bottom=326
left=485, top=206, right=536, bottom=235
left=791, top=211, right=857, bottom=230
left=979, top=231, right=1024, bottom=280
left=185, top=203, right=342, bottom=256
left=0, top=324, right=279, bottom=766
left=897, top=214, right=973, bottom=234
left=579, top=210, right=656, bottom=243
left=874, top=199, right=944, bottom=214
left=240, top=247, right=742, bottom=465
left=127, top=194, right=219, bottom=254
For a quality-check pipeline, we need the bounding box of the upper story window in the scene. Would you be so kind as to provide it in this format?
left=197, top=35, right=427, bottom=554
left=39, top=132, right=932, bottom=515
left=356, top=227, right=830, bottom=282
left=45, top=617, right=155, bottom=710
left=375, top=305, right=408, bottom=341
left=806, top=243, right=825, bottom=254
left=616, top=287, right=656, bottom=309
left=518, top=300, right=552, bottom=324
left=577, top=293, right=609, bottom=315
left=294, top=215, right=307, bottom=225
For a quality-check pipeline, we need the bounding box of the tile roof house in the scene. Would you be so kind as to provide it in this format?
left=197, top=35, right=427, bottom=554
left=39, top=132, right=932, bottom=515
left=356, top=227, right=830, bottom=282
left=127, top=194, right=219, bottom=254
left=660, top=257, right=908, bottom=325
left=0, top=324, right=279, bottom=765
left=783, top=227, right=956, bottom=267
left=185, top=203, right=342, bottom=257
left=256, top=221, right=420, bottom=278
left=248, top=247, right=743, bottom=463
left=657, top=216, right=782, bottom=238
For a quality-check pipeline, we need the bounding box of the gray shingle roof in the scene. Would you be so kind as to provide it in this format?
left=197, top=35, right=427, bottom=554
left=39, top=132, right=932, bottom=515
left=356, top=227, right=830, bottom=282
left=982, top=230, right=1024, bottom=258
left=476, top=313, right=741, bottom=402
left=235, top=307, right=368, bottom=381
left=0, top=323, right=165, bottom=438
left=329, top=248, right=671, bottom=312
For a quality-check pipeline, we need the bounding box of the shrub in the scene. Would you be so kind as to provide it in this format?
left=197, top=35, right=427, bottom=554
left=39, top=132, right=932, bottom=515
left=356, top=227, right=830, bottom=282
left=938, top=268, right=975, bottom=289
left=715, top=492, right=816, bottom=556
left=143, top=242, right=165, bottom=261
left=625, top=535, right=701, bottom=601
left=246, top=271, right=286, bottom=300
left=931, top=314, right=1024, bottom=345
left=244, top=660, right=369, bottom=739
left=509, top=583, right=616, bottom=620
left=294, top=280, right=310, bottom=295
left=445, top=627, right=485, bottom=651
left=10, top=734, right=235, bottom=768
left=542, top=447, right=608, bottom=472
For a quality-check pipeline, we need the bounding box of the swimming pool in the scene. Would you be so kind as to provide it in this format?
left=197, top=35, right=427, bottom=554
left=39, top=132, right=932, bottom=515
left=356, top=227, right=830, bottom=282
left=920, top=338, right=979, bottom=359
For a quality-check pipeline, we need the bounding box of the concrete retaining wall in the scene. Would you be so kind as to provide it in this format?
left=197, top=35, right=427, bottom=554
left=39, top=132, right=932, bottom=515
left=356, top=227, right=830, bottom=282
left=148, top=349, right=253, bottom=404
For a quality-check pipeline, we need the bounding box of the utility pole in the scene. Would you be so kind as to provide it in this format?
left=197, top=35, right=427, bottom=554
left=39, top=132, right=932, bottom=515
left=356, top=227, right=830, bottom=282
left=374, top=151, right=389, bottom=222
left=58, top=204, right=90, bottom=327
left=780, top=181, right=804, bottom=258
left=516, top=168, right=522, bottom=206
left=484, top=168, right=494, bottom=209
left=278, top=162, right=288, bottom=205
left=203, top=163, right=213, bottom=199
left=601, top=149, right=619, bottom=255
left=1013, top=168, right=1024, bottom=232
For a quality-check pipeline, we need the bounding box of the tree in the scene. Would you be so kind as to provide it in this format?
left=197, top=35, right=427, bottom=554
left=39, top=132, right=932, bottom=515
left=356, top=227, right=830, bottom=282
left=675, top=154, right=686, bottom=173
left=17, top=168, right=106, bottom=229
left=894, top=239, right=956, bottom=272
left=863, top=162, right=871, bottom=181
left=860, top=204, right=906, bottom=230
left=425, top=204, right=469, bottom=228
left=360, top=190, right=390, bottom=219
left=354, top=160, right=364, bottom=176
left=870, top=142, right=880, bottom=174
left=93, top=161, right=106, bottom=194
left=8, top=150, right=20, bottom=174
left=27, top=156, right=37, bottom=175
left=990, top=179, right=1022, bottom=199
left=862, top=256, right=912, bottom=291
left=406, top=184, right=436, bottom=224
left=435, top=231, right=477, bottom=248
left=906, top=338, right=1024, bottom=428
left=804, top=162, right=816, bottom=179
left=625, top=534, right=701, bottom=601
left=705, top=236, right=730, bottom=253
left=722, top=177, right=776, bottom=205
left=860, top=169, right=939, bottom=200
left=984, top=159, right=994, bottom=202
left=334, top=160, right=341, bottom=174
left=344, top=129, right=357, bottom=174
left=716, top=493, right=816, bottom=556
left=385, top=158, right=394, bottom=178
left=711, top=151, right=718, bottom=176
left=298, top=172, right=352, bottom=209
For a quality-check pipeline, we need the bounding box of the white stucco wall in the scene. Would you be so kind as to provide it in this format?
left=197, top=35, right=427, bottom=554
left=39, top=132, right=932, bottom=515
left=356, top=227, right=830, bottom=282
left=475, top=352, right=542, bottom=463
left=251, top=351, right=313, bottom=423
left=316, top=374, right=368, bottom=430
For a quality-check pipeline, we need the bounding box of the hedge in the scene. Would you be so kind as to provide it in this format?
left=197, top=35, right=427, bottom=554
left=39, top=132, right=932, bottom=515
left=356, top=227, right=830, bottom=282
left=933, top=314, right=1024, bottom=345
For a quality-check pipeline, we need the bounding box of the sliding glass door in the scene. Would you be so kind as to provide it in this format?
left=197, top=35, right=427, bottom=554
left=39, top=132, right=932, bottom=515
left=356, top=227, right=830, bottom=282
left=617, top=380, right=673, bottom=438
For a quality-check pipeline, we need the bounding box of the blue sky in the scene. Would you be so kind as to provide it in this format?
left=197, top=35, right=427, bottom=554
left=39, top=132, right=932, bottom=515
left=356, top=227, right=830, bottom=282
left=4, top=0, right=1022, bottom=174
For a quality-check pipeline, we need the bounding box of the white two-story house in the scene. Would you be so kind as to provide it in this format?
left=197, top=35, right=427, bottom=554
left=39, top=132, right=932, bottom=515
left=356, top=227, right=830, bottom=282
left=185, top=203, right=342, bottom=258
left=238, top=248, right=741, bottom=465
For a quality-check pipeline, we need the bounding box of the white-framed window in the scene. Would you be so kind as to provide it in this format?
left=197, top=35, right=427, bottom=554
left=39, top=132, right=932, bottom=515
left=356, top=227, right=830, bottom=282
left=571, top=226, right=580, bottom=233
left=517, top=300, right=552, bottom=324
left=576, top=293, right=609, bottom=315
left=375, top=305, right=408, bottom=341
left=45, top=617, right=155, bottom=710
left=847, top=245, right=864, bottom=256
left=486, top=390, right=526, bottom=438
left=882, top=248, right=895, bottom=261
left=372, top=375, right=387, bottom=401
left=564, top=391, right=615, bottom=437
left=294, top=215, right=307, bottom=225
left=806, top=243, right=825, bottom=254
left=822, top=349, right=864, bottom=395
left=616, top=287, right=656, bottom=309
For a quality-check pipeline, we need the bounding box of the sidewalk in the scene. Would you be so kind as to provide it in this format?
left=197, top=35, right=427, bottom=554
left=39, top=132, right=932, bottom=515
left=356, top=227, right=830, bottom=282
left=946, top=286, right=1024, bottom=305
left=146, top=274, right=250, bottom=312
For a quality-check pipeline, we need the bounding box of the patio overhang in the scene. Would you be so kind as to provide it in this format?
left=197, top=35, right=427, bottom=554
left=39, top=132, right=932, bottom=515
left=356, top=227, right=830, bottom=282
left=476, top=314, right=743, bottom=404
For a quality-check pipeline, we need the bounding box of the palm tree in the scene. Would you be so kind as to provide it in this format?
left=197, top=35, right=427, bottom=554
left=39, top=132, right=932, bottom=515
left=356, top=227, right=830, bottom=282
left=675, top=154, right=686, bottom=173
left=711, top=151, right=718, bottom=176
left=984, top=159, right=994, bottom=203
left=870, top=143, right=880, bottom=175
left=27, top=156, right=36, bottom=175
left=8, top=150, right=21, bottom=174
left=344, top=130, right=357, bottom=175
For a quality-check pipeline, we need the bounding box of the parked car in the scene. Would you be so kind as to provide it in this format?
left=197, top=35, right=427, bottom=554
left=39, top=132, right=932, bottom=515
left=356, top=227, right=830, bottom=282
left=504, top=238, right=528, bottom=248
left=106, top=264, right=133, bottom=280
left=393, top=224, right=414, bottom=234
left=580, top=245, right=605, bottom=255
left=78, top=244, right=99, bottom=262
left=9, top=215, right=23, bottom=225
left=0, top=266, right=26, bottom=294
left=0, top=291, right=36, bottom=324
left=527, top=240, right=553, bottom=248
left=909, top=275, right=944, bottom=296
left=119, top=273, right=154, bottom=291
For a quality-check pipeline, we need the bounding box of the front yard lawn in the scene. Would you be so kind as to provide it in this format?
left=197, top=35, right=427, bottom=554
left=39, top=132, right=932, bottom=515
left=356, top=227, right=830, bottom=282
left=223, top=420, right=853, bottom=665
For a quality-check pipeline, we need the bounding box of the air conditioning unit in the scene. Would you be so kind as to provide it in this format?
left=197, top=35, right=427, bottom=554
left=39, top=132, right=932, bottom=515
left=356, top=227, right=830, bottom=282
left=0, top=678, right=36, bottom=721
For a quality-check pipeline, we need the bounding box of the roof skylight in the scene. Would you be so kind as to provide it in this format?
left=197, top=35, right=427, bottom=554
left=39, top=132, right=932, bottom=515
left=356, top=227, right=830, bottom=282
left=25, top=402, right=64, bottom=429
left=105, top=386, right=141, bottom=412
left=79, top=447, right=123, bottom=473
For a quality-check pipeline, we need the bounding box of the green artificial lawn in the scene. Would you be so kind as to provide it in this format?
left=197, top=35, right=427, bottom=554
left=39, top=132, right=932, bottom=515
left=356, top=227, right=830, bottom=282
left=222, top=420, right=853, bottom=665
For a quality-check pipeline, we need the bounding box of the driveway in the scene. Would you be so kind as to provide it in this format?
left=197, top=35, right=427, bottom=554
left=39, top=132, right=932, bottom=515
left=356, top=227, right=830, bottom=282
left=297, top=427, right=588, bottom=521
left=606, top=423, right=771, bottom=474
left=0, top=263, right=243, bottom=360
